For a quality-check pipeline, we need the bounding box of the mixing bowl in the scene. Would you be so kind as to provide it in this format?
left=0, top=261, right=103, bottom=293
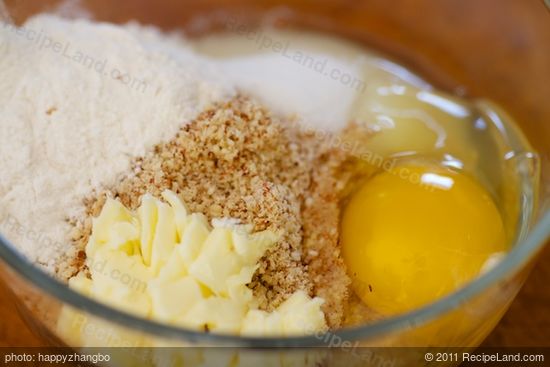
left=0, top=0, right=549, bottom=365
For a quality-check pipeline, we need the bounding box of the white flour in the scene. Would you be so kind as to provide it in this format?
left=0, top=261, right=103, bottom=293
left=0, top=15, right=234, bottom=275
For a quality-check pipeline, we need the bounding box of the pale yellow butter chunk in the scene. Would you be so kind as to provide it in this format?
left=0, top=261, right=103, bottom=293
left=188, top=227, right=242, bottom=296
left=232, top=228, right=280, bottom=265
left=241, top=291, right=328, bottom=336
left=179, top=297, right=247, bottom=333
left=242, top=310, right=284, bottom=336
left=88, top=248, right=153, bottom=294
left=137, top=194, right=157, bottom=266
left=64, top=189, right=328, bottom=338
left=107, top=286, right=152, bottom=318
left=148, top=276, right=204, bottom=322
left=161, top=190, right=188, bottom=239
left=106, top=222, right=140, bottom=255
left=91, top=199, right=134, bottom=244
left=150, top=200, right=178, bottom=275
left=157, top=249, right=188, bottom=282
left=277, top=291, right=327, bottom=335
left=178, top=213, right=210, bottom=267
left=226, top=266, right=257, bottom=303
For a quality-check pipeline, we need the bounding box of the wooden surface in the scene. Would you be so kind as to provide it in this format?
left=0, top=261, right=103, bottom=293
left=0, top=244, right=549, bottom=347
left=1, top=0, right=549, bottom=349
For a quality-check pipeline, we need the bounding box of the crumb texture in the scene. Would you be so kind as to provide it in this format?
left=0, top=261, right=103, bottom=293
left=73, top=97, right=353, bottom=328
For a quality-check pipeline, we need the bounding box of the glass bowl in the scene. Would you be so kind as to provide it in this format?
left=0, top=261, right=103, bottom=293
left=0, top=0, right=549, bottom=364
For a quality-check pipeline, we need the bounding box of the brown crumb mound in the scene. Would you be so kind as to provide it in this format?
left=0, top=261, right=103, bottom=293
left=70, top=97, right=353, bottom=328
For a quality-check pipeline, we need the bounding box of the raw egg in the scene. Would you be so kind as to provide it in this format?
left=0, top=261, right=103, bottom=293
left=341, top=164, right=506, bottom=315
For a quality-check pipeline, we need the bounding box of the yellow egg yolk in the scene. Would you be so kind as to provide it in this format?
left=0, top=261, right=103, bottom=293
left=341, top=164, right=506, bottom=315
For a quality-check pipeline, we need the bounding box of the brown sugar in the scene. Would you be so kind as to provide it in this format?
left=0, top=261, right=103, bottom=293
left=71, top=97, right=354, bottom=328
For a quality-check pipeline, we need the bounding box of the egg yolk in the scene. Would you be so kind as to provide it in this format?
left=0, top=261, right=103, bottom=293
left=341, top=164, right=506, bottom=315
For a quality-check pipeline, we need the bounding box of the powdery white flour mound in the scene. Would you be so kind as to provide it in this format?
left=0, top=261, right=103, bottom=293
left=0, top=15, right=235, bottom=277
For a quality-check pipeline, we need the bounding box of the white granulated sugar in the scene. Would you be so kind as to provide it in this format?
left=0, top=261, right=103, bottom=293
left=215, top=52, right=361, bottom=132
left=0, top=15, right=235, bottom=276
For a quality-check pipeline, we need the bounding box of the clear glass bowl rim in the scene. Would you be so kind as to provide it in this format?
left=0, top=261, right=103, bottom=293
left=0, top=211, right=548, bottom=347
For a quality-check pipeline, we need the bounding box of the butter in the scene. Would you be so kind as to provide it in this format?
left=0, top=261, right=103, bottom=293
left=242, top=291, right=327, bottom=336
left=65, top=190, right=328, bottom=336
